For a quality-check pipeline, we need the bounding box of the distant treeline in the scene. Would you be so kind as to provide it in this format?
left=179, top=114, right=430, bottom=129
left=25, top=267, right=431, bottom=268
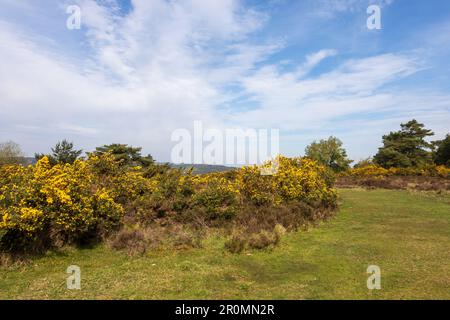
left=1, top=119, right=449, bottom=171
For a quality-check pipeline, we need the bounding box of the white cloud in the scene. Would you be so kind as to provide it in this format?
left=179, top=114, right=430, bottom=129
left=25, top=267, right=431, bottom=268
left=0, top=0, right=273, bottom=159
left=231, top=52, right=449, bottom=150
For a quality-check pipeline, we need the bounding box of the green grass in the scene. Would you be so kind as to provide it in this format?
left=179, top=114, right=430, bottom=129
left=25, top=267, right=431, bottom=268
left=1, top=188, right=449, bottom=299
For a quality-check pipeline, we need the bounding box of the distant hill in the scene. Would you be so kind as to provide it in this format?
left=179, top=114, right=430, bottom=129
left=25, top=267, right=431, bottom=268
left=170, top=163, right=236, bottom=174
left=22, top=157, right=234, bottom=174
left=24, top=157, right=37, bottom=165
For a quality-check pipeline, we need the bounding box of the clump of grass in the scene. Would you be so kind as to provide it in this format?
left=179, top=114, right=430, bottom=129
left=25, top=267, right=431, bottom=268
left=0, top=252, right=14, bottom=267
left=248, top=230, right=277, bottom=249
left=224, top=231, right=247, bottom=254
left=169, top=225, right=204, bottom=249
left=225, top=224, right=287, bottom=253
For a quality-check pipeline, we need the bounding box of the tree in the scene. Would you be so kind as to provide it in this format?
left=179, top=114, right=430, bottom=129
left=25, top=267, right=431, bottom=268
left=374, top=119, right=434, bottom=168
left=0, top=141, right=27, bottom=166
left=305, top=136, right=352, bottom=172
left=93, top=144, right=154, bottom=167
left=433, top=134, right=450, bottom=166
left=35, top=140, right=82, bottom=165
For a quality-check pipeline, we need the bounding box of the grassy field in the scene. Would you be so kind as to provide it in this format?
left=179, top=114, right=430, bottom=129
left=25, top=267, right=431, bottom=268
left=1, top=188, right=449, bottom=300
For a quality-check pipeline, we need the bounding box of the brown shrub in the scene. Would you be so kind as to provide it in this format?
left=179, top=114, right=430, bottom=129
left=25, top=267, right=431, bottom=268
left=234, top=201, right=330, bottom=235
left=109, top=227, right=166, bottom=254
left=109, top=229, right=147, bottom=256
left=222, top=201, right=336, bottom=254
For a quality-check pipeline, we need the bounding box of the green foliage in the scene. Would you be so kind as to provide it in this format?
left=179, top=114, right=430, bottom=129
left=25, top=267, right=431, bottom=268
left=305, top=136, right=352, bottom=172
left=433, top=134, right=450, bottom=166
left=35, top=139, right=82, bottom=165
left=0, top=141, right=26, bottom=166
left=374, top=119, right=434, bottom=168
left=94, top=144, right=154, bottom=167
left=144, top=168, right=194, bottom=218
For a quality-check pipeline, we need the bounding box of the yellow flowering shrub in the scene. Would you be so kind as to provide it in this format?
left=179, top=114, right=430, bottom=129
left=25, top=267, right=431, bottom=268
left=0, top=156, right=123, bottom=252
left=345, top=164, right=450, bottom=178
left=0, top=152, right=339, bottom=253
left=343, top=165, right=389, bottom=177
left=234, top=165, right=277, bottom=206
left=273, top=157, right=336, bottom=206
left=86, top=153, right=154, bottom=203
left=435, top=165, right=450, bottom=178
left=235, top=156, right=337, bottom=208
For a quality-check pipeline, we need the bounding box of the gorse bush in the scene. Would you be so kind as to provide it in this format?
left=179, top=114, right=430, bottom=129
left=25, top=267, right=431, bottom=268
left=0, top=153, right=337, bottom=254
left=236, top=157, right=337, bottom=208
left=86, top=153, right=155, bottom=204
left=274, top=157, right=336, bottom=206
left=343, top=164, right=450, bottom=178
left=192, top=175, right=239, bottom=220
left=0, top=156, right=123, bottom=252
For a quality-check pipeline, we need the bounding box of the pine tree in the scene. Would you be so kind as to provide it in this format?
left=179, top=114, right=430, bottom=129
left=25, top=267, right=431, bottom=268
left=35, top=140, right=82, bottom=165
left=433, top=134, right=450, bottom=166
left=374, top=120, right=434, bottom=168
left=94, top=144, right=154, bottom=167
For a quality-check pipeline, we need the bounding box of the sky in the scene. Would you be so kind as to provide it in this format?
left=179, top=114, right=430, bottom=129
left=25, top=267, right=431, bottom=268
left=0, top=0, right=449, bottom=164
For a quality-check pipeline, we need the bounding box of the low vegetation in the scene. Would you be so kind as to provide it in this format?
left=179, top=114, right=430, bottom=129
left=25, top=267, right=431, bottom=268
left=337, top=164, right=450, bottom=190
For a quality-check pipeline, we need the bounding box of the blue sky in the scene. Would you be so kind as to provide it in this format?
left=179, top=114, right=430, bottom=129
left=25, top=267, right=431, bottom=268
left=0, top=0, right=449, bottom=163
